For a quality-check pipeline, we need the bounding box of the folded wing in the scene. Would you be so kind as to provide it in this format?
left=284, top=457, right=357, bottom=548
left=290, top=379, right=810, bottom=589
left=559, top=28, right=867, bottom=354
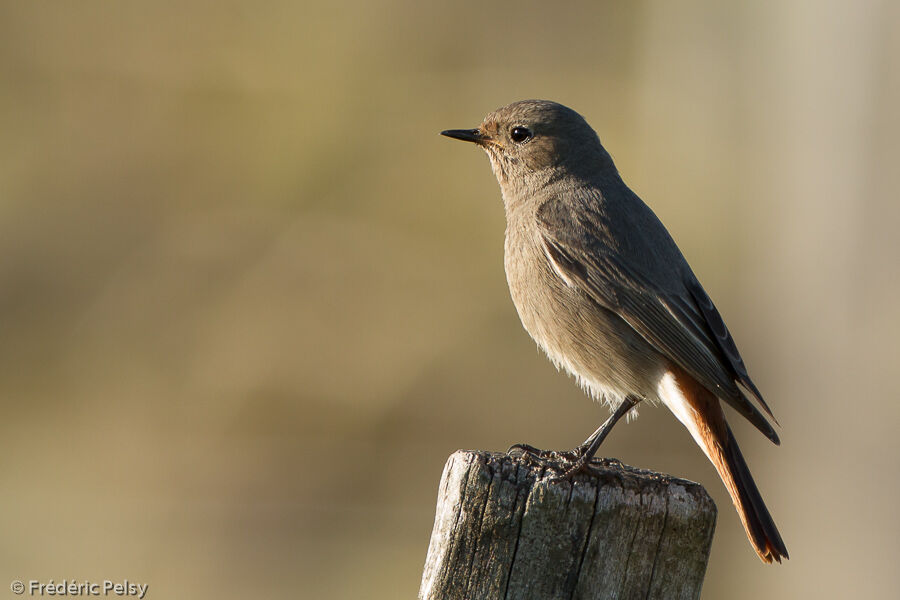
left=537, top=196, right=779, bottom=443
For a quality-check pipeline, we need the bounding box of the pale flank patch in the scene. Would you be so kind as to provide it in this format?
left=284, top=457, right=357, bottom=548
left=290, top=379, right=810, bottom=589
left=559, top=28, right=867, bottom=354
left=657, top=371, right=712, bottom=461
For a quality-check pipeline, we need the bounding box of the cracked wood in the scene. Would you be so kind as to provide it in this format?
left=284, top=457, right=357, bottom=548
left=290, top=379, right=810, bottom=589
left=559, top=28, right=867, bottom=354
left=419, top=450, right=716, bottom=600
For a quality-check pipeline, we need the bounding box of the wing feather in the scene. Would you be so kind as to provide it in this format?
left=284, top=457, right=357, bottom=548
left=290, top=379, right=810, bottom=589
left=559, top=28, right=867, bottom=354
left=537, top=198, right=779, bottom=444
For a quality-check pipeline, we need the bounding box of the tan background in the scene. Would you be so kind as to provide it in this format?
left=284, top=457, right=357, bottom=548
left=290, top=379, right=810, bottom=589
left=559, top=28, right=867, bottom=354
left=1, top=1, right=898, bottom=598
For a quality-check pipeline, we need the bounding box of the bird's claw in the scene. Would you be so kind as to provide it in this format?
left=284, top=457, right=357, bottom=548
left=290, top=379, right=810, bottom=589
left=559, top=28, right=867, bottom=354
left=507, top=442, right=601, bottom=477
left=507, top=443, right=552, bottom=458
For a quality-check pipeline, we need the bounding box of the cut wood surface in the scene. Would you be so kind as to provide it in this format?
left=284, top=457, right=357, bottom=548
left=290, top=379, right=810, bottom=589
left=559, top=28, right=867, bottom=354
left=419, top=450, right=716, bottom=600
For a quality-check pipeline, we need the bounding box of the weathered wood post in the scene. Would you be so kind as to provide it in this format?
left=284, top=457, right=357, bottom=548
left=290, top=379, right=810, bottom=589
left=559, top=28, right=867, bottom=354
left=419, top=450, right=716, bottom=600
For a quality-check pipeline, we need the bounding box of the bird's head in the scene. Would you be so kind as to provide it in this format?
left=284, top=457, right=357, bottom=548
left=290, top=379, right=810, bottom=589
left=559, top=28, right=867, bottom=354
left=441, top=100, right=615, bottom=194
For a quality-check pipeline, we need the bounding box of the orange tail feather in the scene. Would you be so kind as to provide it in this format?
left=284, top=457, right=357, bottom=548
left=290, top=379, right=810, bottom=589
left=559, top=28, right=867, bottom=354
left=660, top=366, right=788, bottom=563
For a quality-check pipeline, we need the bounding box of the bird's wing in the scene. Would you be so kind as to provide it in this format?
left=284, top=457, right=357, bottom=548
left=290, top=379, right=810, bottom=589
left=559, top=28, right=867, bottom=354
left=536, top=197, right=779, bottom=444
left=683, top=276, right=776, bottom=420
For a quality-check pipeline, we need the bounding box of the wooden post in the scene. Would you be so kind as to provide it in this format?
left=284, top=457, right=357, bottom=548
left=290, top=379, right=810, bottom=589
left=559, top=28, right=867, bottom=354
left=419, top=450, right=716, bottom=600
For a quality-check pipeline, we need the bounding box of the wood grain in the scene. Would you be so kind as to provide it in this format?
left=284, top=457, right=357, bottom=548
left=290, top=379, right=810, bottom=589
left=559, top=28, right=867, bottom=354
left=419, top=450, right=716, bottom=600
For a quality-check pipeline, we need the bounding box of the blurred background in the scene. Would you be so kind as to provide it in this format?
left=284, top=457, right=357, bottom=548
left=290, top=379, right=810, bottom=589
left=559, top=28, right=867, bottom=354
left=1, top=1, right=898, bottom=598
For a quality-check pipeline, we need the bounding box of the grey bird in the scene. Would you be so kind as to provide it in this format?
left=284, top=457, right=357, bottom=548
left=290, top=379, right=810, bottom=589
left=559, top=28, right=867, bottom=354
left=441, top=100, right=788, bottom=563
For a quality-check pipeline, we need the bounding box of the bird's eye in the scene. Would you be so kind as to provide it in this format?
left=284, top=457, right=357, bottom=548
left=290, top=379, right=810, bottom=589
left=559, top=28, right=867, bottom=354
left=510, top=126, right=533, bottom=143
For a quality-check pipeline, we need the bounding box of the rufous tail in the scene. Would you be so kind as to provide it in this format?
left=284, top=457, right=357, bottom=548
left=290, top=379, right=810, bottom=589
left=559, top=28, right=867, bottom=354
left=660, top=366, right=789, bottom=563
left=711, top=422, right=789, bottom=562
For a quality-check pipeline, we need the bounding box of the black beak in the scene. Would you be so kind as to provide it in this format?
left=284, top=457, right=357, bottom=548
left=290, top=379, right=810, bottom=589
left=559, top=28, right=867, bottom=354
left=440, top=128, right=484, bottom=144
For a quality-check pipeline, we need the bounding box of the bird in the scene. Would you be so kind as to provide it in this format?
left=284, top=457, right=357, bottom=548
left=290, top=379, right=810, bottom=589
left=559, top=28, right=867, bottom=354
left=441, top=99, right=788, bottom=563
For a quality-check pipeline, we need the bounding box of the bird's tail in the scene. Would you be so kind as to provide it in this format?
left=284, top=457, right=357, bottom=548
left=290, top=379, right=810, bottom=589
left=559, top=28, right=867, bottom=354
left=658, top=367, right=789, bottom=563
left=711, top=422, right=789, bottom=563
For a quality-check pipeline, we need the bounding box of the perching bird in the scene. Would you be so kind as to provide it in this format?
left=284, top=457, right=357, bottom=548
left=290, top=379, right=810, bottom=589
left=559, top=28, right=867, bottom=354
left=441, top=100, right=788, bottom=563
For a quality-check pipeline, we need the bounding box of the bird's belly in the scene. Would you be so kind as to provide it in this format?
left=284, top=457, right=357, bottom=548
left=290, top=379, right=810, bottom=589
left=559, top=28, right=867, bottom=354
left=505, top=241, right=664, bottom=409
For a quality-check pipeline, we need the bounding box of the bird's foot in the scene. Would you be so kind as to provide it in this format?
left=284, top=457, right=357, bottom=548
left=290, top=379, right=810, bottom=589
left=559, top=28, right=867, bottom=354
left=507, top=442, right=591, bottom=470
left=507, top=443, right=563, bottom=465
left=507, top=443, right=553, bottom=459
left=507, top=443, right=559, bottom=467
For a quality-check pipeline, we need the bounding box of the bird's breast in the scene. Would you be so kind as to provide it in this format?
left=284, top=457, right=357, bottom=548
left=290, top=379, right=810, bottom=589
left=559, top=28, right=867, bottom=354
left=502, top=220, right=664, bottom=406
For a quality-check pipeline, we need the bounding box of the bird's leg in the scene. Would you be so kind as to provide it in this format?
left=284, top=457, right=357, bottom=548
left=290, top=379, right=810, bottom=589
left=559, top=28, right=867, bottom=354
left=550, top=395, right=641, bottom=481
left=568, top=396, right=639, bottom=457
